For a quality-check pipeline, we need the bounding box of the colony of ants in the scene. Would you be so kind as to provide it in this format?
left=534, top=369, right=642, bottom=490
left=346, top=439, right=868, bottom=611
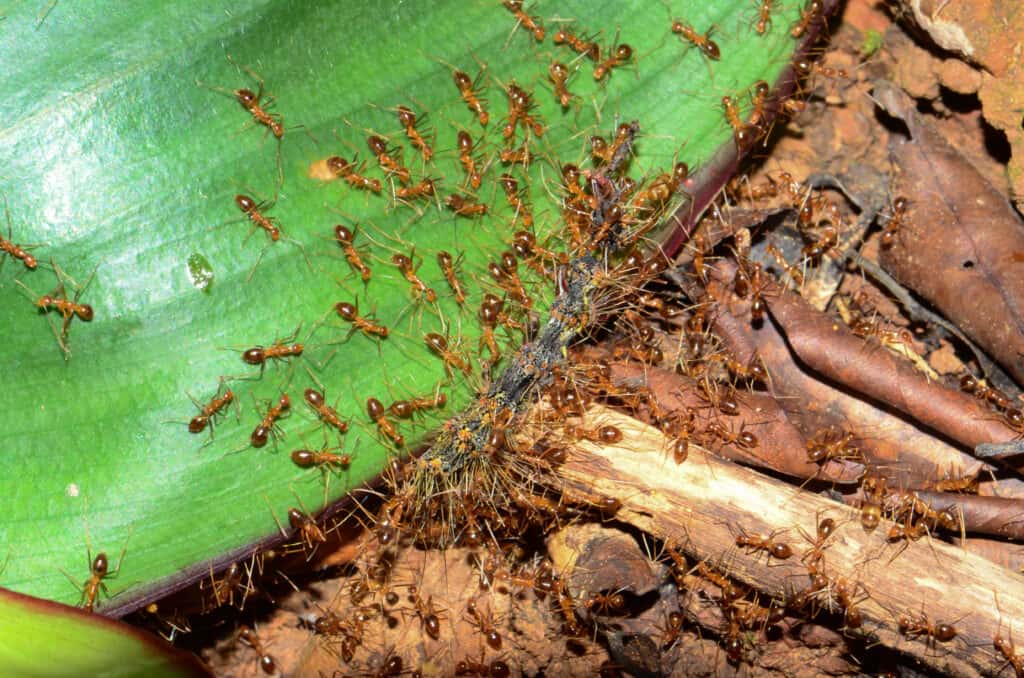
left=11, top=0, right=1012, bottom=675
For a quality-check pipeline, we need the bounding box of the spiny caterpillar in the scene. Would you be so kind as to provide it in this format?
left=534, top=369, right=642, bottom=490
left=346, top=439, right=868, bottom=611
left=393, top=121, right=685, bottom=546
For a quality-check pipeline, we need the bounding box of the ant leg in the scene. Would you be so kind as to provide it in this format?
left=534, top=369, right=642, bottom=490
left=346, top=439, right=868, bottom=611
left=264, top=497, right=290, bottom=540
left=107, top=527, right=133, bottom=581
left=246, top=243, right=271, bottom=282
left=303, top=364, right=326, bottom=393
left=274, top=137, right=284, bottom=188
left=283, top=236, right=314, bottom=274
left=278, top=360, right=298, bottom=393
left=36, top=0, right=58, bottom=26
left=59, top=568, right=86, bottom=606
left=234, top=60, right=266, bottom=100
left=0, top=196, right=12, bottom=276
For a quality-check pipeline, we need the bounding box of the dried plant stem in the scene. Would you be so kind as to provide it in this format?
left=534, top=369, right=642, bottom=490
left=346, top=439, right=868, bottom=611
left=555, top=405, right=1024, bottom=677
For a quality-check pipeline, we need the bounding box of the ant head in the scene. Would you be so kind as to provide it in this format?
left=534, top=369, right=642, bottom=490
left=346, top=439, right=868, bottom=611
left=233, top=88, right=257, bottom=105
left=336, top=301, right=358, bottom=320
left=234, top=194, right=256, bottom=211
left=326, top=156, right=351, bottom=176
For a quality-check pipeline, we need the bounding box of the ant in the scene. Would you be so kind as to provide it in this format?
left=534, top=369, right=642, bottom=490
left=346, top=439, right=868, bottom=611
left=606, top=121, right=636, bottom=166
left=201, top=561, right=253, bottom=611
left=671, top=20, right=720, bottom=60
left=630, top=162, right=689, bottom=213
left=553, top=26, right=600, bottom=61
left=860, top=481, right=885, bottom=532
left=499, top=174, right=533, bottom=227
left=662, top=410, right=696, bottom=465
left=336, top=300, right=389, bottom=340
left=502, top=0, right=544, bottom=41
left=61, top=519, right=131, bottom=613
left=407, top=586, right=444, bottom=640
left=881, top=196, right=908, bottom=248
left=723, top=616, right=745, bottom=663
left=201, top=62, right=283, bottom=140
left=584, top=588, right=627, bottom=616
left=799, top=514, right=837, bottom=573
left=466, top=598, right=502, bottom=650
left=309, top=606, right=374, bottom=663
left=241, top=329, right=304, bottom=369
left=237, top=625, right=277, bottom=675
left=395, top=177, right=436, bottom=203
left=446, top=193, right=488, bottom=218
left=897, top=609, right=958, bottom=647
left=391, top=253, right=437, bottom=303
left=960, top=374, right=1014, bottom=411
left=197, top=60, right=292, bottom=182
left=304, top=388, right=349, bottom=435
left=291, top=445, right=351, bottom=471
left=548, top=62, right=574, bottom=108
left=929, top=471, right=980, bottom=494
left=791, top=0, right=823, bottom=38
left=286, top=505, right=328, bottom=557
left=188, top=386, right=235, bottom=434
left=456, top=130, right=483, bottom=190
left=1, top=196, right=38, bottom=270
left=367, top=135, right=410, bottom=185
left=455, top=652, right=510, bottom=678
left=251, top=393, right=290, bottom=448
left=564, top=423, right=623, bottom=445
left=334, top=224, right=372, bottom=282
left=694, top=560, right=747, bottom=603
left=478, top=298, right=505, bottom=365
left=705, top=420, right=759, bottom=450
left=453, top=69, right=489, bottom=126
left=748, top=80, right=772, bottom=129
left=365, top=649, right=409, bottom=678
left=389, top=390, right=446, bottom=419
left=487, top=254, right=531, bottom=309
left=326, top=155, right=382, bottom=193
left=396, top=105, right=433, bottom=162
left=721, top=96, right=755, bottom=149
left=655, top=610, right=685, bottom=650
left=22, top=261, right=96, bottom=359
left=65, top=549, right=125, bottom=613
left=425, top=333, right=473, bottom=377
left=995, top=627, right=1024, bottom=678
left=235, top=194, right=280, bottom=241
left=36, top=289, right=94, bottom=323
left=800, top=224, right=839, bottom=260
left=833, top=578, right=865, bottom=629
left=735, top=528, right=793, bottom=561
left=499, top=145, right=531, bottom=167
left=368, top=397, right=405, bottom=447
left=437, top=250, right=467, bottom=306
left=561, top=163, right=587, bottom=203
left=512, top=229, right=566, bottom=278
left=805, top=428, right=864, bottom=464
left=765, top=243, right=805, bottom=286
left=593, top=43, right=633, bottom=80
left=755, top=0, right=773, bottom=34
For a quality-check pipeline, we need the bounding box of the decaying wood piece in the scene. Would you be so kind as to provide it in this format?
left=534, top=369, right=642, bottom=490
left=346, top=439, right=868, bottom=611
left=556, top=405, right=1024, bottom=677
left=605, top=360, right=863, bottom=483
left=915, top=490, right=1024, bottom=542
left=763, top=277, right=1019, bottom=450
left=707, top=267, right=987, bottom=488
left=874, top=81, right=1024, bottom=385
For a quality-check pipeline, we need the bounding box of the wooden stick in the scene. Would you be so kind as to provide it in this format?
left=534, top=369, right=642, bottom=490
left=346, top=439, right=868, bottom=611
left=555, top=405, right=1024, bottom=677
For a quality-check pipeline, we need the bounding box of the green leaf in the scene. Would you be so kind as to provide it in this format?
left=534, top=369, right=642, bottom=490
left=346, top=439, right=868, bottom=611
left=0, top=587, right=209, bottom=677
left=0, top=0, right=807, bottom=614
